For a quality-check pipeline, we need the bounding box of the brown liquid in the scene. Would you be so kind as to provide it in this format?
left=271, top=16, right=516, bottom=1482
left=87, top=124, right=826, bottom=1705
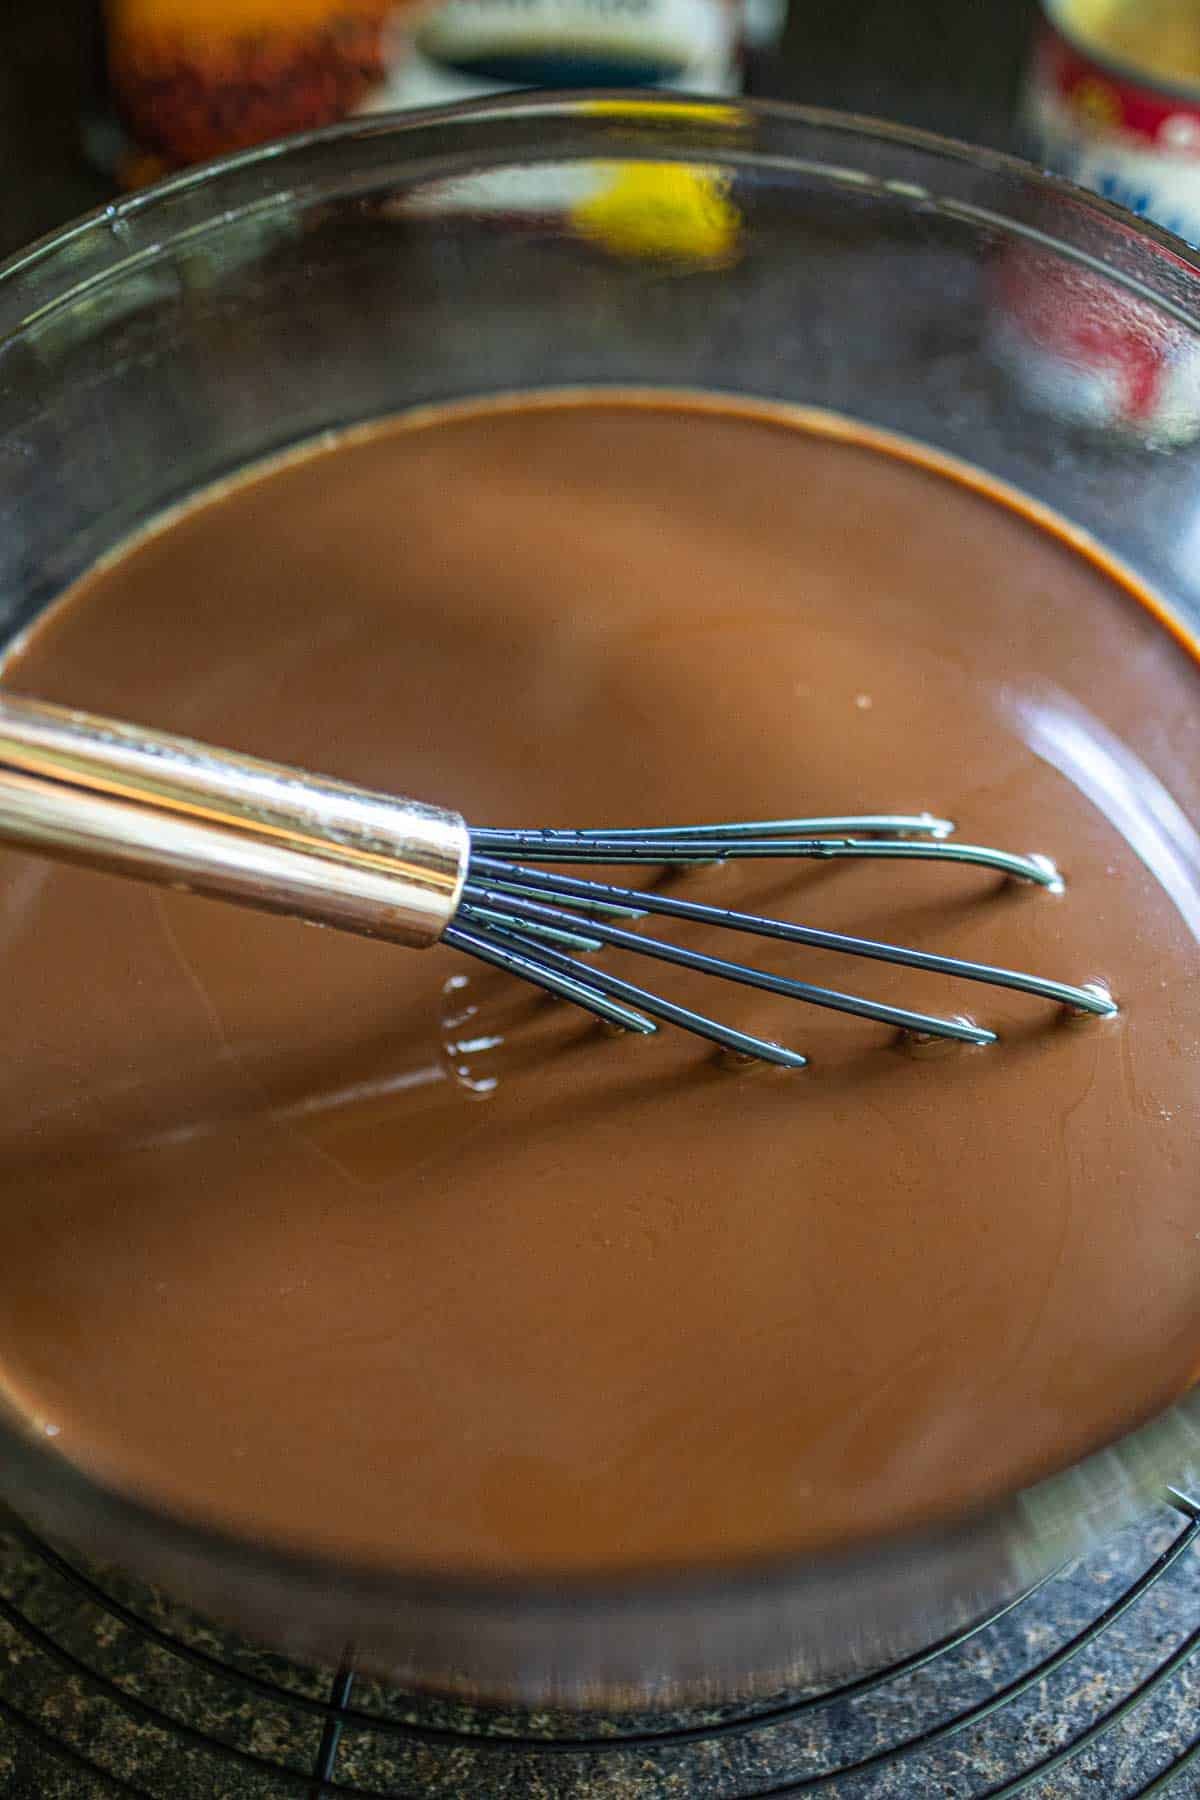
left=2, top=393, right=1200, bottom=1576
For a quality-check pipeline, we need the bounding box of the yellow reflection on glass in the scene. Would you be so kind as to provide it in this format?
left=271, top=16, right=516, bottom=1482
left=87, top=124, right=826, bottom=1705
left=581, top=98, right=746, bottom=127
left=572, top=162, right=740, bottom=265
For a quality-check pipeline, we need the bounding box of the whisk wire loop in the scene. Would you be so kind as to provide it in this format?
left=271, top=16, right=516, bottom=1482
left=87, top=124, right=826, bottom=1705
left=457, top=819, right=1117, bottom=1066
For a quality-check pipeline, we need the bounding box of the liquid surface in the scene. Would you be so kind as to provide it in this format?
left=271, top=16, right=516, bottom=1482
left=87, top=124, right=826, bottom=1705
left=2, top=393, right=1200, bottom=1575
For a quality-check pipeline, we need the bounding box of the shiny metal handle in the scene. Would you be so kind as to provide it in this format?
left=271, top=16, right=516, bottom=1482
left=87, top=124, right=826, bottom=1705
left=0, top=692, right=469, bottom=948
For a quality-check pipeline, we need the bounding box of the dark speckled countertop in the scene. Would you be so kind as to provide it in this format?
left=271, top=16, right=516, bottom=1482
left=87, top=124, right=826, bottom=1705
left=3, top=4, right=1200, bottom=1796
left=1, top=1501, right=1199, bottom=1797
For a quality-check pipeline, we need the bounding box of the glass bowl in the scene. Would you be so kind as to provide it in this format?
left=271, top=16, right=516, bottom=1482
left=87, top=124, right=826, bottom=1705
left=2, top=94, right=1200, bottom=1707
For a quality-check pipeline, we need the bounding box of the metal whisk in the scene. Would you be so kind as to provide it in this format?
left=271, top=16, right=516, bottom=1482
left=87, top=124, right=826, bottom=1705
left=0, top=693, right=1117, bottom=1070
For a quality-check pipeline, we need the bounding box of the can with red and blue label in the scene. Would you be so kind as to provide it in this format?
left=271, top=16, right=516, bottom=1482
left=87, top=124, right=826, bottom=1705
left=1021, top=0, right=1200, bottom=247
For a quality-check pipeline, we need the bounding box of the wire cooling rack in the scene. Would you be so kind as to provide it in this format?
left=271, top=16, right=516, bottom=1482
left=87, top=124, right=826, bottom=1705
left=0, top=1493, right=1198, bottom=1798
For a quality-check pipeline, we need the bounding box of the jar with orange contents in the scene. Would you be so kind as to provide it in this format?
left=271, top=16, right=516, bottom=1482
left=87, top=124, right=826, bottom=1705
left=95, top=0, right=757, bottom=187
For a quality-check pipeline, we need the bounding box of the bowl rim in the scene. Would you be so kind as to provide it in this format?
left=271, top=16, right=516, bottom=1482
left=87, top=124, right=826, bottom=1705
left=4, top=86, right=1200, bottom=323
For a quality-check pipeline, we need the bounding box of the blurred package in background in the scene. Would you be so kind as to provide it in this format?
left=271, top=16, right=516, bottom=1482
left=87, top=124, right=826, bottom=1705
left=91, top=0, right=780, bottom=185
left=994, top=1, right=1200, bottom=444
left=1022, top=0, right=1200, bottom=244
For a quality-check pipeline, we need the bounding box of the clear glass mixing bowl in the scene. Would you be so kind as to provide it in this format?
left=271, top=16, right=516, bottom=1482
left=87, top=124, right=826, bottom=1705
left=2, top=94, right=1200, bottom=1706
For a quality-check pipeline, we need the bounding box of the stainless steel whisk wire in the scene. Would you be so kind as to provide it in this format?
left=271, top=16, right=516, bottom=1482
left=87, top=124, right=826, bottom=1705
left=450, top=827, right=1113, bottom=1068
left=0, top=694, right=1118, bottom=1072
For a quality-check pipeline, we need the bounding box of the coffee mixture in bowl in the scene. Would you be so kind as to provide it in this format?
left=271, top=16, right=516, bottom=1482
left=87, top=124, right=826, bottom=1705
left=1, top=391, right=1198, bottom=1575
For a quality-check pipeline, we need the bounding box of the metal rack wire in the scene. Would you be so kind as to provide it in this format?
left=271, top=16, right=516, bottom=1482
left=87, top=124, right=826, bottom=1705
left=0, top=1493, right=1198, bottom=1798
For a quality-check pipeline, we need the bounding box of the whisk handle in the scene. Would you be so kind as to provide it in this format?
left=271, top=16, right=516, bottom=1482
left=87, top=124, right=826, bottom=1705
left=0, top=692, right=468, bottom=948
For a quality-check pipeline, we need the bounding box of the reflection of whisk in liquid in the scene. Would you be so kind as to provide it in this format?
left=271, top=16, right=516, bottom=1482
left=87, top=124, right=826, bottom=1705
left=440, top=972, right=504, bottom=1096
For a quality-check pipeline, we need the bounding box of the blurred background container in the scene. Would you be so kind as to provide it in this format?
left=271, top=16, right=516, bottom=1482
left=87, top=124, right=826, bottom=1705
left=61, top=0, right=1200, bottom=244
left=3, top=0, right=1043, bottom=256
left=1021, top=0, right=1200, bottom=243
